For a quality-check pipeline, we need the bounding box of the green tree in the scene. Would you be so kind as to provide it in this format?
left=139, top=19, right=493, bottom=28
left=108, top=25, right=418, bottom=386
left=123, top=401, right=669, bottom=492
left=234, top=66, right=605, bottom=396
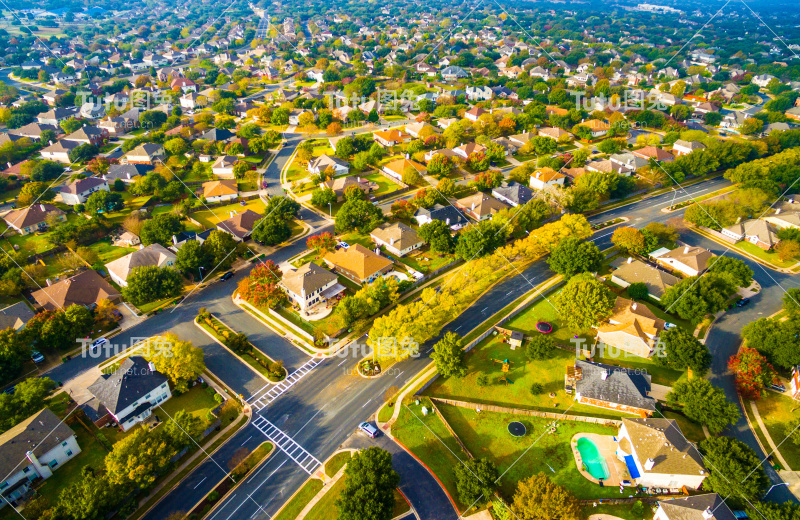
left=60, top=117, right=83, bottom=134
left=454, top=458, right=498, bottom=506
left=418, top=220, right=456, bottom=254
left=122, top=266, right=183, bottom=305
left=252, top=213, right=291, bottom=245
left=0, top=377, right=55, bottom=433
left=708, top=256, right=753, bottom=287
left=335, top=447, right=399, bottom=520
left=556, top=273, right=615, bottom=330
left=547, top=237, right=603, bottom=277
left=455, top=221, right=505, bottom=260
left=661, top=273, right=736, bottom=322
left=311, top=187, right=337, bottom=207
left=164, top=137, right=188, bottom=155
left=105, top=426, right=176, bottom=488
left=55, top=467, right=118, bottom=520
left=656, top=327, right=712, bottom=374
left=511, top=473, right=581, bottom=520
left=698, top=436, right=768, bottom=507
left=264, top=196, right=300, bottom=221
left=145, top=333, right=205, bottom=392
left=202, top=230, right=238, bottom=270
left=140, top=213, right=184, bottom=246
left=431, top=332, right=467, bottom=377
left=84, top=190, right=124, bottom=214
left=526, top=335, right=554, bottom=361
left=335, top=198, right=384, bottom=233
left=666, top=378, right=740, bottom=434
left=175, top=239, right=211, bottom=278
left=626, top=282, right=649, bottom=300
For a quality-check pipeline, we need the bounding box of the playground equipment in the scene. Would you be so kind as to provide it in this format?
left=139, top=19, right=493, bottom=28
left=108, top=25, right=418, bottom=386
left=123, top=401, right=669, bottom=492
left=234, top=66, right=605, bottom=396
left=493, top=358, right=514, bottom=385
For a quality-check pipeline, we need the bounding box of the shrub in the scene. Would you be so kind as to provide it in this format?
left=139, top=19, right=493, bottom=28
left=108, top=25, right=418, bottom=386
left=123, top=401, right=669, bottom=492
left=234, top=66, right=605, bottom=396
left=214, top=393, right=224, bottom=404
left=627, top=282, right=649, bottom=300
left=530, top=383, right=544, bottom=395
left=477, top=374, right=489, bottom=387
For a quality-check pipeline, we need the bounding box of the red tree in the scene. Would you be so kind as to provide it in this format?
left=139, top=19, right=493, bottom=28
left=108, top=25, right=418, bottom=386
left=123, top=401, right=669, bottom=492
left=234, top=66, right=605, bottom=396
left=728, top=347, right=778, bottom=400
left=390, top=199, right=415, bottom=220
left=237, top=261, right=287, bottom=309
left=307, top=232, right=336, bottom=254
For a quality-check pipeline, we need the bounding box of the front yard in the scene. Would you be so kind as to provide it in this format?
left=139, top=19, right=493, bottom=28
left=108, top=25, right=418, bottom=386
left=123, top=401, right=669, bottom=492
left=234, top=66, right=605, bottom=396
left=753, top=391, right=800, bottom=470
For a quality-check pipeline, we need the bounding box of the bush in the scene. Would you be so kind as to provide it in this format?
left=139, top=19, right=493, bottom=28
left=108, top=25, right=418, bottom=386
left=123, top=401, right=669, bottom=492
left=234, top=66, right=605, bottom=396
left=214, top=393, right=224, bottom=404
left=631, top=501, right=645, bottom=517
left=207, top=491, right=219, bottom=502
left=477, top=374, right=489, bottom=387
left=530, top=383, right=544, bottom=395
left=627, top=282, right=649, bottom=300
left=526, top=335, right=555, bottom=361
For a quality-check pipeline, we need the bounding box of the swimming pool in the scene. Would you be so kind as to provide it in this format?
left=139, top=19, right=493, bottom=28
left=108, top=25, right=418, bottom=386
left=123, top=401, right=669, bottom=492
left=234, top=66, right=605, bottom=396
left=576, top=437, right=610, bottom=480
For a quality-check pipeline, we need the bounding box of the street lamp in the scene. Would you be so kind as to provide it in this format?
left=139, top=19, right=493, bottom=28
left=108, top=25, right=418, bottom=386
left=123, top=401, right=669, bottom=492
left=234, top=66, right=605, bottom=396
left=328, top=202, right=332, bottom=217
left=765, top=482, right=789, bottom=497
left=199, top=266, right=206, bottom=281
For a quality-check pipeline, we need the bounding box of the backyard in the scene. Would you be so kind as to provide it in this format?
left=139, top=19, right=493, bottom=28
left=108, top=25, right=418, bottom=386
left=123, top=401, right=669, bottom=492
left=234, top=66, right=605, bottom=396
left=190, top=198, right=266, bottom=229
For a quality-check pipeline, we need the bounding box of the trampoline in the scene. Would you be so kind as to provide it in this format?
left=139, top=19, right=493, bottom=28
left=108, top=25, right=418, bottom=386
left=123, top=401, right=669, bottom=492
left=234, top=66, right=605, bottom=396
left=508, top=421, right=526, bottom=437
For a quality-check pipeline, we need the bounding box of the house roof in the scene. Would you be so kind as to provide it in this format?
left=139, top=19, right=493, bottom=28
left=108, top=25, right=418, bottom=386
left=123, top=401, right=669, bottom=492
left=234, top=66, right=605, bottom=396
left=105, top=163, right=152, bottom=181
left=202, top=179, right=238, bottom=198
left=31, top=269, right=120, bottom=311
left=581, top=119, right=611, bottom=131
left=218, top=209, right=262, bottom=239
left=531, top=167, right=566, bottom=183
left=127, top=142, right=164, bottom=159
left=537, top=127, right=569, bottom=140
left=632, top=146, right=674, bottom=161
left=491, top=182, right=533, bottom=206
left=61, top=176, right=107, bottom=195
left=657, top=245, right=714, bottom=272
left=657, top=494, right=736, bottom=520
left=0, top=408, right=77, bottom=479
left=454, top=142, right=486, bottom=156
left=465, top=106, right=487, bottom=118
left=415, top=203, right=468, bottom=227
left=308, top=154, right=349, bottom=172
left=212, top=155, right=238, bottom=169
left=201, top=128, right=235, bottom=141
left=105, top=243, right=176, bottom=283
left=322, top=175, right=375, bottom=195
left=621, top=418, right=705, bottom=477
left=323, top=244, right=393, bottom=281
left=370, top=222, right=423, bottom=251
left=598, top=297, right=664, bottom=344
left=383, top=158, right=426, bottom=178
left=573, top=359, right=656, bottom=412
left=42, top=139, right=81, bottom=154
left=724, top=218, right=778, bottom=247
left=612, top=259, right=680, bottom=299
left=457, top=192, right=510, bottom=218
left=374, top=129, right=410, bottom=143
left=281, top=262, right=337, bottom=296
left=673, top=140, right=706, bottom=151
left=88, top=356, right=168, bottom=415
left=0, top=301, right=35, bottom=331
left=4, top=203, right=64, bottom=230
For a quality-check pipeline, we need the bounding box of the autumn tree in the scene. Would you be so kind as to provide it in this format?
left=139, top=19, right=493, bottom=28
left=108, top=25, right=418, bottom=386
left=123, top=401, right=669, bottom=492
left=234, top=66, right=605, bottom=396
left=611, top=226, right=647, bottom=255
left=144, top=333, right=205, bottom=392
left=511, top=473, right=582, bottom=520
left=728, top=347, right=778, bottom=400
left=306, top=232, right=336, bottom=254
left=237, top=261, right=287, bottom=309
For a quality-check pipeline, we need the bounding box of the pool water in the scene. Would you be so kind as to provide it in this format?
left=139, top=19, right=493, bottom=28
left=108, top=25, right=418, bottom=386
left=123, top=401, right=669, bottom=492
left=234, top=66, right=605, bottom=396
left=576, top=437, right=610, bottom=480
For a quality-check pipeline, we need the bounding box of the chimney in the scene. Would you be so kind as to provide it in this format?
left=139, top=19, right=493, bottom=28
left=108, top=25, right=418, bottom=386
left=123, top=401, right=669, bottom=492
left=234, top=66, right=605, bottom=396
left=627, top=257, right=633, bottom=264
left=644, top=458, right=655, bottom=471
left=445, top=217, right=450, bottom=225
left=702, top=508, right=713, bottom=520
left=39, top=204, right=45, bottom=211
left=683, top=246, right=690, bottom=254
left=147, top=361, right=157, bottom=372
left=471, top=202, right=476, bottom=211
left=390, top=238, right=395, bottom=245
left=776, top=208, right=781, bottom=214
left=631, top=303, right=637, bottom=311
left=601, top=369, right=609, bottom=380
left=230, top=211, right=235, bottom=218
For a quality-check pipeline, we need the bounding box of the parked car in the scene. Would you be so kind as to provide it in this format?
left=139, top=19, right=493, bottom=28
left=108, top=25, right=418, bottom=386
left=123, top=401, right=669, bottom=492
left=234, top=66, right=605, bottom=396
left=770, top=383, right=787, bottom=393
left=31, top=351, right=45, bottom=363
left=221, top=271, right=234, bottom=281
left=90, top=337, right=108, bottom=353
left=358, top=422, right=379, bottom=438
left=663, top=322, right=677, bottom=330
left=736, top=298, right=751, bottom=307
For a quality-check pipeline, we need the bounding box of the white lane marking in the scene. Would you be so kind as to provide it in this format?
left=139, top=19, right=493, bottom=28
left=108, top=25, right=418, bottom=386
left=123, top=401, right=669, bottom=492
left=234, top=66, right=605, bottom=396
left=241, top=435, right=253, bottom=446
left=194, top=477, right=207, bottom=489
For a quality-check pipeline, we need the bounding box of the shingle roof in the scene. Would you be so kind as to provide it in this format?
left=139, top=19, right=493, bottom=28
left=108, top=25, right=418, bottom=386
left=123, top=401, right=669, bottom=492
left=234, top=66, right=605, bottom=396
left=612, top=259, right=679, bottom=299
left=657, top=246, right=714, bottom=272
left=4, top=203, right=65, bottom=230
left=31, top=269, right=120, bottom=311
left=105, top=163, right=152, bottom=181
left=657, top=494, right=736, bottom=520
left=457, top=192, right=510, bottom=218
left=492, top=182, right=533, bottom=206
left=281, top=262, right=337, bottom=296
left=370, top=222, right=423, bottom=251
left=88, top=356, right=168, bottom=415
left=415, top=204, right=467, bottom=227
left=0, top=302, right=35, bottom=331
left=217, top=209, right=262, bottom=239
left=105, top=243, right=176, bottom=283
left=621, top=418, right=705, bottom=477
left=323, top=244, right=393, bottom=282
left=202, top=179, right=238, bottom=198
left=61, top=176, right=107, bottom=195
left=574, top=359, right=656, bottom=412
left=0, top=409, right=77, bottom=479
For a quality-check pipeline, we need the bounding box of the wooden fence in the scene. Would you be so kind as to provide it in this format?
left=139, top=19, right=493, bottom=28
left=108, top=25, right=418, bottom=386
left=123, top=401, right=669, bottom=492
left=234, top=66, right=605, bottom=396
left=428, top=397, right=623, bottom=427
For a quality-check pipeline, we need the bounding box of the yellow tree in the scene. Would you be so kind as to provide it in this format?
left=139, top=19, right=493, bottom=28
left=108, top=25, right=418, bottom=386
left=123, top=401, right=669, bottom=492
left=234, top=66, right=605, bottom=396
left=145, top=333, right=205, bottom=392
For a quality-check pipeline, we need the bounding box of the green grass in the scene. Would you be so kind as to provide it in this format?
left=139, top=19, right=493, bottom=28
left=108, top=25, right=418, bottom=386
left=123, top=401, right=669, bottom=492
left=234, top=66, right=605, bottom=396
left=33, top=424, right=109, bottom=500
left=2, top=213, right=83, bottom=254
left=582, top=502, right=650, bottom=520
left=274, top=479, right=324, bottom=520
left=338, top=231, right=374, bottom=249
left=392, top=489, right=411, bottom=517
left=191, top=199, right=266, bottom=229
left=84, top=238, right=137, bottom=264
left=155, top=384, right=219, bottom=424
left=754, top=392, right=800, bottom=470
left=197, top=317, right=283, bottom=381
left=362, top=172, right=402, bottom=197
left=273, top=305, right=349, bottom=340
left=137, top=296, right=180, bottom=314
left=378, top=401, right=395, bottom=423
left=305, top=477, right=346, bottom=520
left=325, top=452, right=351, bottom=477
left=398, top=247, right=456, bottom=275
left=46, top=392, right=72, bottom=418
left=505, top=287, right=594, bottom=345
left=737, top=241, right=797, bottom=268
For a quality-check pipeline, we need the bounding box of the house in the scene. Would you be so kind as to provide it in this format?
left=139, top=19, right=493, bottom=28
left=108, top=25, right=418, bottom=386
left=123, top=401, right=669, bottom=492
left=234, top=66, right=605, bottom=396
left=596, top=298, right=664, bottom=358
left=632, top=146, right=674, bottom=163
left=615, top=418, right=706, bottom=490
left=654, top=494, right=736, bottom=520
left=537, top=127, right=569, bottom=141
left=671, top=140, right=706, bottom=156
left=373, top=129, right=411, bottom=147
left=281, top=262, right=345, bottom=311
left=609, top=152, right=648, bottom=175
left=201, top=179, right=238, bottom=203
left=170, top=78, right=197, bottom=92
left=40, top=140, right=81, bottom=163
left=60, top=177, right=109, bottom=205
left=722, top=219, right=778, bottom=250
left=104, top=163, right=152, bottom=184
left=323, top=244, right=393, bottom=285
left=452, top=142, right=486, bottom=159
left=565, top=359, right=656, bottom=416
left=464, top=106, right=487, bottom=122
left=0, top=302, right=35, bottom=331
left=414, top=62, right=438, bottom=76
left=79, top=103, right=105, bottom=119
left=217, top=210, right=262, bottom=241
left=579, top=119, right=611, bottom=138
left=115, top=231, right=141, bottom=248
left=721, top=111, right=747, bottom=130
left=455, top=193, right=510, bottom=221
left=3, top=204, right=65, bottom=235
left=370, top=222, right=424, bottom=257
left=405, top=122, right=435, bottom=139
left=9, top=123, right=60, bottom=141
left=180, top=92, right=203, bottom=109
left=441, top=66, right=469, bottom=81
left=0, top=409, right=81, bottom=509
left=105, top=244, right=177, bottom=287
left=322, top=176, right=378, bottom=202
left=65, top=126, right=107, bottom=146
left=31, top=269, right=120, bottom=311
left=124, top=143, right=165, bottom=165
left=86, top=356, right=171, bottom=431
left=492, top=182, right=534, bottom=207
left=530, top=168, right=566, bottom=190
left=382, top=157, right=426, bottom=182
left=611, top=258, right=680, bottom=301
left=791, top=365, right=800, bottom=400
left=36, top=107, right=77, bottom=126
left=752, top=74, right=776, bottom=88
left=764, top=210, right=800, bottom=230
left=308, top=155, right=349, bottom=176
left=200, top=128, right=235, bottom=142
left=211, top=156, right=238, bottom=178
left=414, top=204, right=469, bottom=230
left=651, top=245, right=714, bottom=277
left=466, top=86, right=493, bottom=101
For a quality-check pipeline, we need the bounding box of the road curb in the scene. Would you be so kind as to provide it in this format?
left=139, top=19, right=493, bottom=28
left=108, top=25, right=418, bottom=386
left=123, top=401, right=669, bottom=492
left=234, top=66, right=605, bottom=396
left=194, top=317, right=272, bottom=384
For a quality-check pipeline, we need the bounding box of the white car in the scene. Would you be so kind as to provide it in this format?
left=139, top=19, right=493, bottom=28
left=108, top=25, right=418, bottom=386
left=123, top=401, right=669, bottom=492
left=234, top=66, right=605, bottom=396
left=90, top=337, right=108, bottom=353
left=358, top=422, right=379, bottom=438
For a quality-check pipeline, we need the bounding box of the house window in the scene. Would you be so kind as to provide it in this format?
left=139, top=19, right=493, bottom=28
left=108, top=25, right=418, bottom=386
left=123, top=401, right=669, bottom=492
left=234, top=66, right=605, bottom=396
left=66, top=450, right=73, bottom=457
left=62, top=441, right=68, bottom=447
left=48, top=460, right=58, bottom=469
left=0, top=482, right=7, bottom=490
left=145, top=394, right=151, bottom=399
left=22, top=467, right=29, bottom=474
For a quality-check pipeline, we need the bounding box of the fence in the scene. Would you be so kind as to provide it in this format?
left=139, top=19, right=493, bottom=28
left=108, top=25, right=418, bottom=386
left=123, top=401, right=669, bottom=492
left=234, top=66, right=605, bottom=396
left=186, top=193, right=260, bottom=213
left=428, top=397, right=623, bottom=427
left=371, top=184, right=415, bottom=203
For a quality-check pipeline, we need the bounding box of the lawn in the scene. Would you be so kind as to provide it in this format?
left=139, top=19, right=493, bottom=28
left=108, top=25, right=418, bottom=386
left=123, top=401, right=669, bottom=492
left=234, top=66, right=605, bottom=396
left=582, top=502, right=650, bottom=520
left=303, top=476, right=409, bottom=520
left=137, top=296, right=180, bottom=314
left=398, top=247, right=456, bottom=275
left=273, top=304, right=349, bottom=340
left=46, top=392, right=73, bottom=418
left=325, top=451, right=351, bottom=477
left=737, top=241, right=797, bottom=268
left=2, top=213, right=84, bottom=254
left=754, top=392, right=800, bottom=470
left=422, top=335, right=641, bottom=420
left=362, top=172, right=402, bottom=197
left=155, top=384, right=220, bottom=424
left=505, top=287, right=592, bottom=345
left=274, top=479, right=324, bottom=520
left=182, top=162, right=213, bottom=182
left=33, top=424, right=109, bottom=500
left=85, top=238, right=137, bottom=264
left=105, top=194, right=153, bottom=225
left=190, top=198, right=266, bottom=229
left=338, top=231, right=374, bottom=249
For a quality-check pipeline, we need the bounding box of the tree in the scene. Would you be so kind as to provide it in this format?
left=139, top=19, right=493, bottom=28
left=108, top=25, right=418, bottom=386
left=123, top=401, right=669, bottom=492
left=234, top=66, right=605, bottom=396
left=84, top=190, right=124, bottom=214
left=667, top=378, right=740, bottom=434
left=428, top=154, right=454, bottom=178
left=60, top=117, right=83, bottom=134
left=307, top=232, right=336, bottom=254
left=0, top=377, right=55, bottom=433
left=511, top=473, right=581, bottom=520
left=454, top=458, right=498, bottom=506
left=18, top=181, right=55, bottom=206
left=740, top=117, right=763, bottom=135
left=418, top=220, right=456, bottom=254
left=776, top=239, right=800, bottom=262
left=455, top=221, right=506, bottom=260
left=0, top=328, right=28, bottom=385
left=391, top=199, right=415, bottom=221
left=656, top=327, right=711, bottom=374
left=162, top=409, right=204, bottom=449
left=122, top=266, right=183, bottom=305
left=145, top=333, right=205, bottom=392
left=556, top=273, right=615, bottom=330
left=232, top=161, right=250, bottom=179
left=335, top=447, right=399, bottom=520
left=708, top=256, right=753, bottom=287
left=203, top=230, right=238, bottom=270
left=237, top=261, right=286, bottom=309
left=55, top=467, right=118, bottom=520
left=611, top=227, right=647, bottom=255
left=176, top=239, right=211, bottom=277
left=140, top=214, right=184, bottom=246
left=728, top=346, right=778, bottom=400
left=627, top=282, right=649, bottom=300
left=326, top=122, right=342, bottom=135
left=661, top=273, right=736, bottom=322
left=252, top=214, right=291, bottom=245
left=106, top=426, right=177, bottom=489
left=264, top=196, right=300, bottom=222
left=311, top=188, right=337, bottom=208
left=431, top=332, right=466, bottom=377
left=335, top=198, right=384, bottom=233
left=164, top=137, right=188, bottom=155
left=547, top=237, right=603, bottom=277
left=699, top=436, right=768, bottom=507
left=526, top=335, right=554, bottom=361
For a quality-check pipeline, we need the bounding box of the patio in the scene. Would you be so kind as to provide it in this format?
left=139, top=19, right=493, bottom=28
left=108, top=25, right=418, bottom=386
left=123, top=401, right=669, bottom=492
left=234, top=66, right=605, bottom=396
left=571, top=433, right=632, bottom=489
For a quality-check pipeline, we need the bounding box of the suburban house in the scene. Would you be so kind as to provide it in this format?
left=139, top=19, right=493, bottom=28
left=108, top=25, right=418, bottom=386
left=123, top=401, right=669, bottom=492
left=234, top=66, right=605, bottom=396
left=40, top=140, right=81, bottom=163
left=0, top=409, right=81, bottom=509
left=671, top=140, right=706, bottom=156
left=211, top=156, right=238, bottom=178
left=722, top=219, right=778, bottom=250
left=610, top=258, right=680, bottom=301
left=453, top=142, right=486, bottom=159
left=201, top=179, right=239, bottom=203
left=105, top=244, right=177, bottom=287
left=615, top=418, right=706, bottom=490
left=60, top=177, right=109, bottom=205
left=201, top=128, right=235, bottom=142
left=464, top=106, right=487, bottom=122
left=455, top=193, right=510, bottom=221
left=565, top=359, right=656, bottom=417
left=321, top=176, right=378, bottom=202
left=492, top=182, right=533, bottom=207
left=104, top=163, right=152, bottom=184
left=31, top=270, right=120, bottom=311
left=651, top=245, right=714, bottom=277
left=280, top=262, right=345, bottom=311
left=632, top=146, right=675, bottom=163
left=370, top=222, right=424, bottom=257
left=382, top=157, right=426, bottom=182
left=441, top=65, right=469, bottom=81
left=764, top=210, right=800, bottom=230
left=170, top=77, right=197, bottom=92
left=530, top=168, right=566, bottom=190
left=3, top=204, right=65, bottom=235
left=86, top=356, right=171, bottom=431
left=654, top=494, right=736, bottom=520
left=217, top=209, right=262, bottom=241
left=580, top=119, right=611, bottom=138
left=537, top=127, right=570, bottom=141
left=124, top=143, right=165, bottom=165
left=0, top=302, right=35, bottom=331
left=595, top=297, right=664, bottom=358
left=405, top=122, right=435, bottom=138
left=64, top=126, right=107, bottom=146
left=308, top=155, right=349, bottom=176
left=414, top=204, right=468, bottom=230
left=323, top=244, right=393, bottom=285
left=373, top=129, right=411, bottom=147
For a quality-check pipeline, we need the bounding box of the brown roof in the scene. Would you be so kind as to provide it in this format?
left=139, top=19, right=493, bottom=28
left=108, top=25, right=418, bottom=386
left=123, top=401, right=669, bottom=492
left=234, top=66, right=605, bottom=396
left=622, top=418, right=705, bottom=476
left=202, top=179, right=238, bottom=198
left=632, top=146, right=674, bottom=161
left=545, top=105, right=568, bottom=116
left=322, top=176, right=376, bottom=196
left=456, top=192, right=510, bottom=218
left=373, top=129, right=410, bottom=143
left=597, top=297, right=664, bottom=345
left=323, top=244, right=393, bottom=282
left=657, top=246, right=714, bottom=272
left=370, top=222, right=423, bottom=251
left=383, top=158, right=426, bottom=178
left=281, top=262, right=337, bottom=296
left=4, top=203, right=65, bottom=230
left=612, top=259, right=680, bottom=299
left=582, top=119, right=611, bottom=131
left=0, top=409, right=77, bottom=479
left=218, top=209, right=263, bottom=239
left=31, top=269, right=120, bottom=311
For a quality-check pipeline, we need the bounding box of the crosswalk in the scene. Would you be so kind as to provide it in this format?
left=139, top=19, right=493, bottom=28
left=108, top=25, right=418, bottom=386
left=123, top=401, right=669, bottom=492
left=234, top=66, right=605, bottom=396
left=247, top=357, right=322, bottom=411
left=251, top=416, right=321, bottom=475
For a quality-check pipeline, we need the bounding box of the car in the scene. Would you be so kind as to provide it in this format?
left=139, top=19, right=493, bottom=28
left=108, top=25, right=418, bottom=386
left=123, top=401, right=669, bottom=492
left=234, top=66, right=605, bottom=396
left=3, top=386, right=15, bottom=395
left=536, top=321, right=553, bottom=334
left=770, top=383, right=787, bottom=393
left=358, top=422, right=379, bottom=438
left=736, top=298, right=751, bottom=307
left=663, top=322, right=677, bottom=330
left=90, top=337, right=108, bottom=353
left=220, top=271, right=235, bottom=281
left=31, top=351, right=45, bottom=363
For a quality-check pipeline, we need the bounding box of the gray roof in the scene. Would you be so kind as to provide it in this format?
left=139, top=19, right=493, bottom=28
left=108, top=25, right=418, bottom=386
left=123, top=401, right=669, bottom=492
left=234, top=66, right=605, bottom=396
left=61, top=176, right=107, bottom=195
left=0, top=301, right=35, bottom=331
left=105, top=163, right=153, bottom=181
left=574, top=359, right=656, bottom=412
left=612, top=259, right=680, bottom=299
left=657, top=494, right=736, bottom=520
left=414, top=204, right=467, bottom=226
left=282, top=262, right=337, bottom=296
left=88, top=356, right=168, bottom=415
left=492, top=182, right=534, bottom=206
left=0, top=408, right=77, bottom=479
